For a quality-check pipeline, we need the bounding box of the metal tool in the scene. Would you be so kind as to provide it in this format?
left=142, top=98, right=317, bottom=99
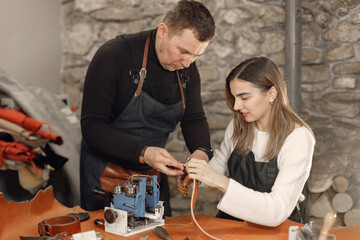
left=94, top=175, right=165, bottom=237
left=302, top=221, right=320, bottom=240
left=20, top=231, right=104, bottom=240
left=20, top=232, right=68, bottom=240
left=288, top=216, right=337, bottom=240
left=154, top=226, right=172, bottom=240
left=63, top=230, right=103, bottom=240
left=288, top=226, right=305, bottom=240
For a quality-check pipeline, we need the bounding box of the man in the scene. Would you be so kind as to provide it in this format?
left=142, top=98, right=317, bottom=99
left=80, top=0, right=215, bottom=216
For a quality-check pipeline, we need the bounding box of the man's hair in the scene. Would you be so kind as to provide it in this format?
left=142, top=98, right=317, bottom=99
left=163, top=0, right=215, bottom=42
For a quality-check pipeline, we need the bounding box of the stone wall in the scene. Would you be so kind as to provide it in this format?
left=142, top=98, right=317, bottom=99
left=61, top=0, right=360, bottom=225
left=301, top=0, right=360, bottom=226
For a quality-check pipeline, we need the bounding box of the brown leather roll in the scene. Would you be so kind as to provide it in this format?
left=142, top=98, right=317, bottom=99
left=100, top=162, right=160, bottom=192
left=38, top=215, right=81, bottom=236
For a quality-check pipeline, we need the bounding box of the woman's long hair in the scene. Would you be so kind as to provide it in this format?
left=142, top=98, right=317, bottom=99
left=225, top=57, right=313, bottom=160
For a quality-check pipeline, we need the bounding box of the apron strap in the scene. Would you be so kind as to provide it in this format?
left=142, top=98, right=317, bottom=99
left=134, top=36, right=186, bottom=110
left=176, top=71, right=186, bottom=110
left=135, top=36, right=151, bottom=97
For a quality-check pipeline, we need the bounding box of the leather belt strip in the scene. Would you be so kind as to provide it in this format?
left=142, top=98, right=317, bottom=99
left=38, top=215, right=81, bottom=236
left=191, top=180, right=220, bottom=240
left=176, top=70, right=186, bottom=110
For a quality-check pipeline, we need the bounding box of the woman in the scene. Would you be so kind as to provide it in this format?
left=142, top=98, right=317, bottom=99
left=178, top=56, right=315, bottom=227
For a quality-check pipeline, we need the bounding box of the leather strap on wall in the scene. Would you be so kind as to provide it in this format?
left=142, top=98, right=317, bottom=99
left=135, top=36, right=151, bottom=97
left=38, top=215, right=81, bottom=236
left=191, top=180, right=220, bottom=240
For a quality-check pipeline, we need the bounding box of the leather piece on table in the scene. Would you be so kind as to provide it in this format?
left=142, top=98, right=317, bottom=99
left=100, top=162, right=160, bottom=192
left=1, top=186, right=360, bottom=240
left=0, top=186, right=82, bottom=240
left=38, top=215, right=81, bottom=236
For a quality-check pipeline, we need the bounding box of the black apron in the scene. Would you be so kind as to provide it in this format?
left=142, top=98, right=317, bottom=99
left=80, top=36, right=185, bottom=216
left=216, top=150, right=303, bottom=223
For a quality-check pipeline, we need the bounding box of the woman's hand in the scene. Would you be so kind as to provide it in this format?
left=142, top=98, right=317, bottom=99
left=185, top=158, right=230, bottom=193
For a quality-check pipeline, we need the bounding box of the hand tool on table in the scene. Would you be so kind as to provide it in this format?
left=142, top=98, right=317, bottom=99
left=20, top=232, right=68, bottom=240
left=301, top=221, right=320, bottom=240
left=154, top=226, right=172, bottom=240
left=20, top=231, right=104, bottom=240
left=319, top=212, right=337, bottom=240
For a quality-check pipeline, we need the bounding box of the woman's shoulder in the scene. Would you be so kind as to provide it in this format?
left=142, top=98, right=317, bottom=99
left=292, top=125, right=313, bottom=136
left=287, top=125, right=315, bottom=146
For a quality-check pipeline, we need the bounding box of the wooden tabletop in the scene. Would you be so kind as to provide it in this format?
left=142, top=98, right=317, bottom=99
left=1, top=187, right=359, bottom=240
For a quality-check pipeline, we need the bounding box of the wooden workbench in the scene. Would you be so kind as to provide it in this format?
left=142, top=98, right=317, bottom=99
left=1, top=187, right=359, bottom=240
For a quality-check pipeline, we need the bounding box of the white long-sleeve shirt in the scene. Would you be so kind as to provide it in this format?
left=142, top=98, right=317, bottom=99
left=209, top=120, right=315, bottom=227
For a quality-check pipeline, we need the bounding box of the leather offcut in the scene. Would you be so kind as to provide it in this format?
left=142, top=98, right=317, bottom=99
left=100, top=162, right=160, bottom=193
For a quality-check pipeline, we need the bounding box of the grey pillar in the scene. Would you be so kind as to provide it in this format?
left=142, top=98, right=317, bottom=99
left=285, top=0, right=302, bottom=113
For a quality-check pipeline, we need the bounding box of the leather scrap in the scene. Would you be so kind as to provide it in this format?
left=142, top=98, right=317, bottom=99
left=0, top=140, right=38, bottom=174
left=0, top=108, right=49, bottom=133
left=0, top=108, right=63, bottom=145
left=0, top=118, right=49, bottom=148
left=100, top=162, right=160, bottom=192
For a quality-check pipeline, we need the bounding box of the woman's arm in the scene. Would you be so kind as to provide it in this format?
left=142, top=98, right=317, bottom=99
left=217, top=127, right=315, bottom=227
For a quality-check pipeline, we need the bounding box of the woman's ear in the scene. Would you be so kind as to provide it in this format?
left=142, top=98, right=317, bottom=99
left=268, top=86, right=278, bottom=103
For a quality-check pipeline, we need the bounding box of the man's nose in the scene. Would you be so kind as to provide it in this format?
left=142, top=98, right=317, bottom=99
left=181, top=55, right=195, bottom=68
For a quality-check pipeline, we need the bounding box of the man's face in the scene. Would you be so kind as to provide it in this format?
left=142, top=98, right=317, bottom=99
left=155, top=23, right=209, bottom=71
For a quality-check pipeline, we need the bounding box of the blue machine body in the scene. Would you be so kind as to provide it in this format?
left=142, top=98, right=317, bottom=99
left=146, top=175, right=160, bottom=209
left=113, top=175, right=160, bottom=218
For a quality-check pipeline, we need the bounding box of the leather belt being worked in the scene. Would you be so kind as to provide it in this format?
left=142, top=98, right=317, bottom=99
left=38, top=215, right=81, bottom=236
left=191, top=180, right=220, bottom=240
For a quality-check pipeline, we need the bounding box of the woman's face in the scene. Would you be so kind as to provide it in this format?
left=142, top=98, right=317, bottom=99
left=230, top=78, right=273, bottom=131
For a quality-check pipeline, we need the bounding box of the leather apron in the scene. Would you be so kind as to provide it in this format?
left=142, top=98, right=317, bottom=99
left=216, top=150, right=303, bottom=223
left=80, top=36, right=186, bottom=216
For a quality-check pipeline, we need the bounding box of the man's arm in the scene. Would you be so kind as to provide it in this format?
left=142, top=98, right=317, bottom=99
left=81, top=40, right=145, bottom=164
left=180, top=63, right=212, bottom=160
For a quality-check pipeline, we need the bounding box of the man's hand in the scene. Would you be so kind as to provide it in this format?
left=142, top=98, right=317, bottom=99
left=177, top=171, right=193, bottom=196
left=143, top=146, right=184, bottom=176
left=176, top=149, right=208, bottom=196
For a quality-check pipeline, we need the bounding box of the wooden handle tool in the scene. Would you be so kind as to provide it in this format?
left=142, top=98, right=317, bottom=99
left=319, top=212, right=337, bottom=240
left=154, top=226, right=172, bottom=240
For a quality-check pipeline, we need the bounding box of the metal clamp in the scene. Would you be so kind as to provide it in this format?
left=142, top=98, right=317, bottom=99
left=139, top=68, right=147, bottom=79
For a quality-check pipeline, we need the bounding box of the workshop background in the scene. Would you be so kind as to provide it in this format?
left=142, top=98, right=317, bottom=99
left=1, top=0, right=360, bottom=227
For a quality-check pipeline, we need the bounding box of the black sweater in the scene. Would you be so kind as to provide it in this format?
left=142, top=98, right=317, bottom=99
left=81, top=28, right=211, bottom=165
